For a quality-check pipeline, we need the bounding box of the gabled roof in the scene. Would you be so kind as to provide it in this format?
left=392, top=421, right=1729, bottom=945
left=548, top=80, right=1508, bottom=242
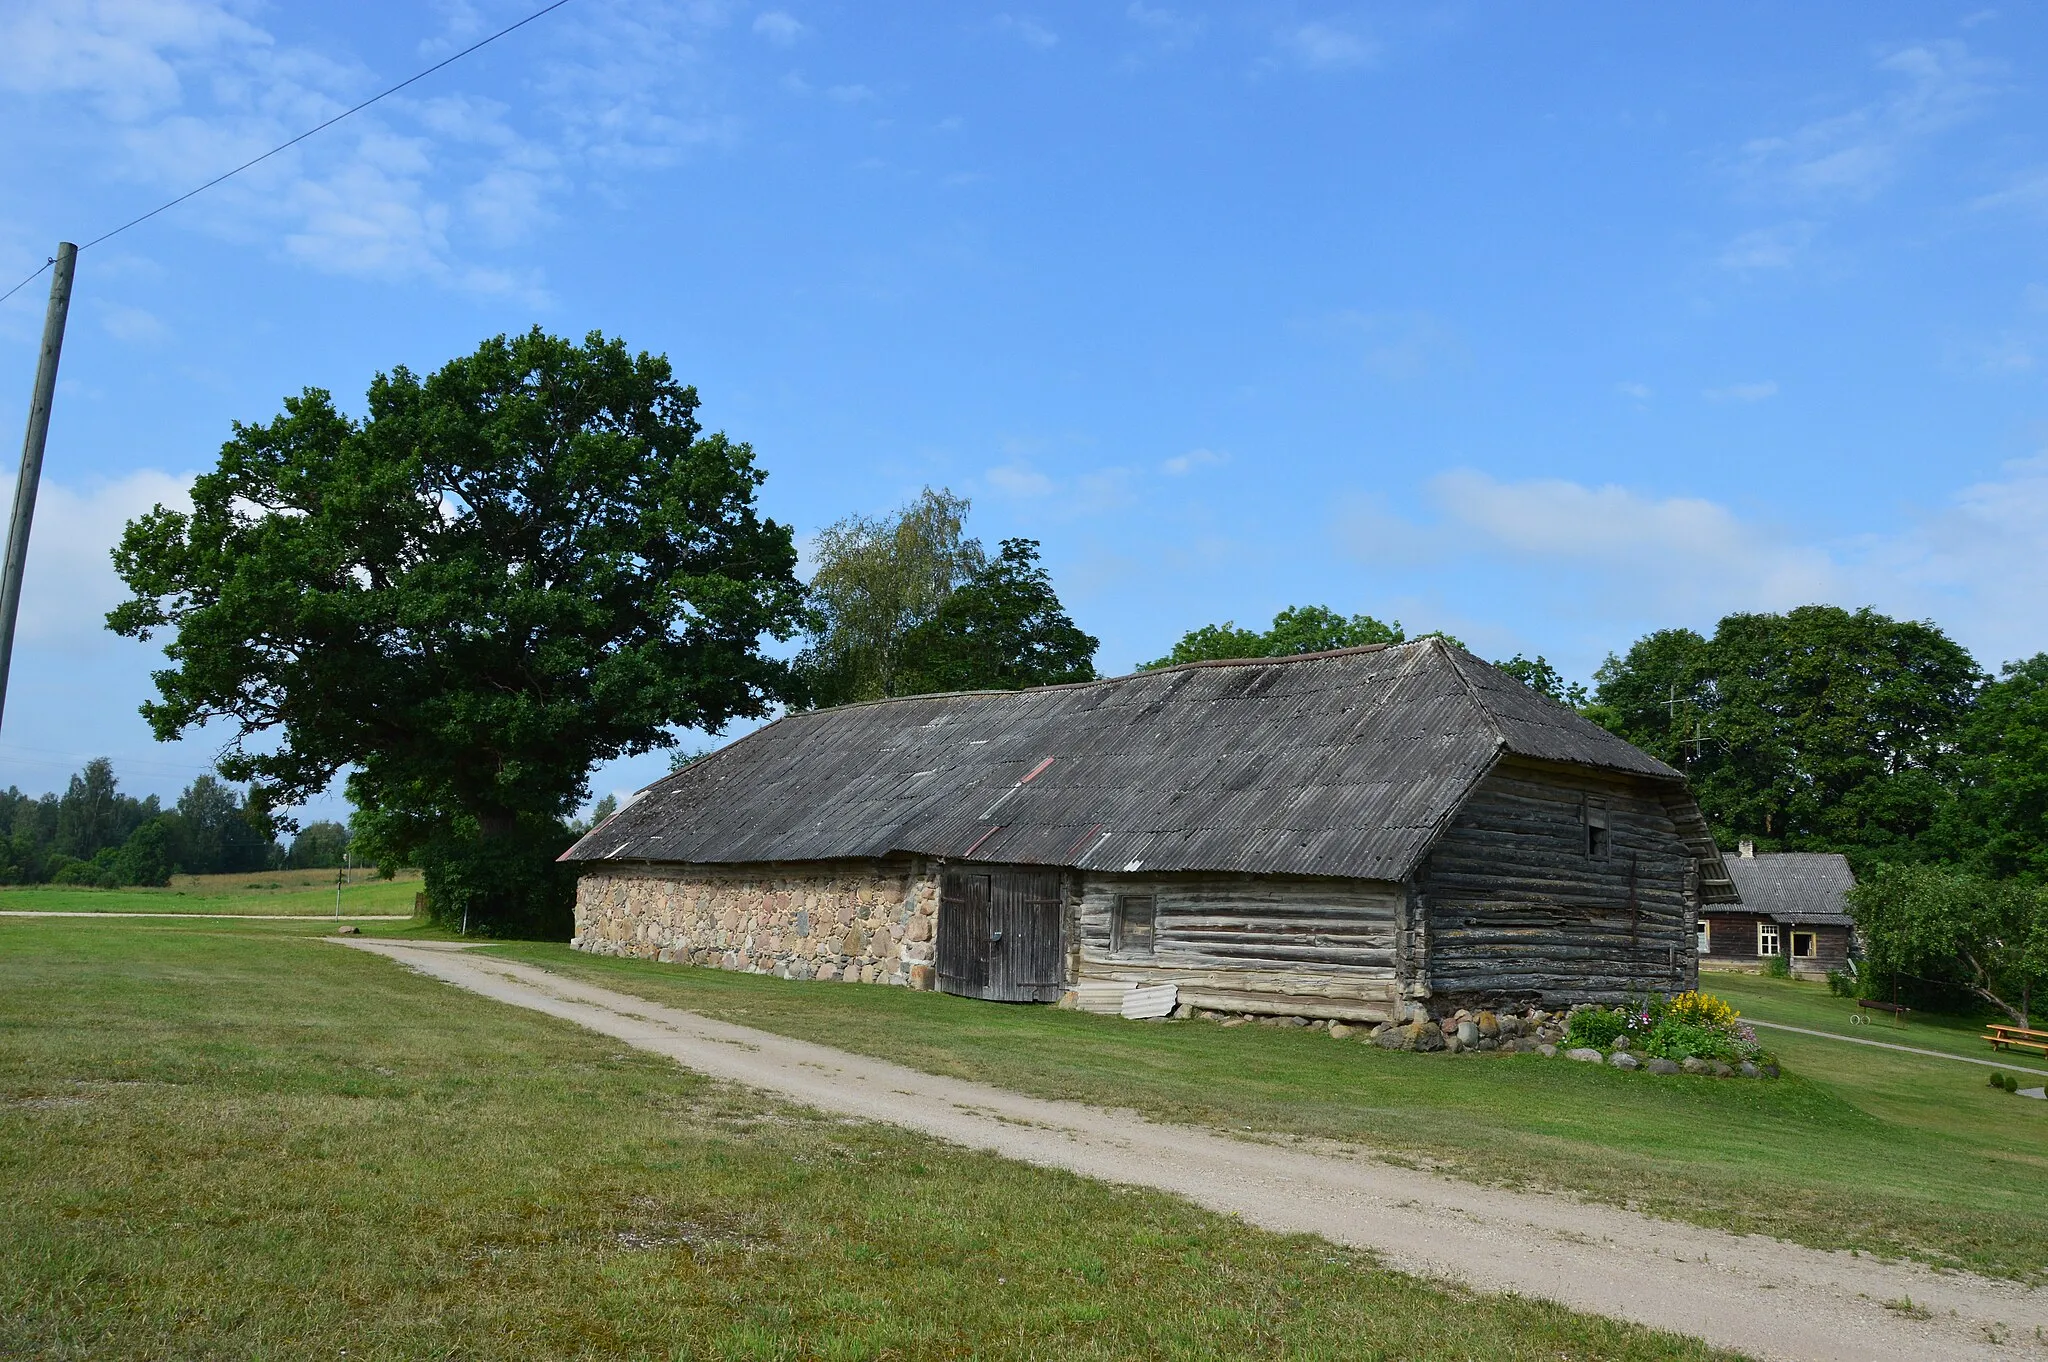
left=568, top=637, right=1725, bottom=887
left=1721, top=852, right=1856, bottom=924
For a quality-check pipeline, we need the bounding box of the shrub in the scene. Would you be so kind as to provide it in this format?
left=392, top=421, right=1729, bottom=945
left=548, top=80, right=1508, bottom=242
left=2004, top=1074, right=2021, bottom=1093
left=1664, top=990, right=1738, bottom=1028
left=1643, top=1018, right=1733, bottom=1062
left=1764, top=954, right=1792, bottom=979
left=1991, top=1071, right=2008, bottom=1089
left=1826, top=968, right=1859, bottom=998
left=1564, top=1008, right=1628, bottom=1050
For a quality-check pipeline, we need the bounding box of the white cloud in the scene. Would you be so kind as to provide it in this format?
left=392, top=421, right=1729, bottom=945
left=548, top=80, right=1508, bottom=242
left=985, top=464, right=1056, bottom=497
left=1161, top=447, right=1225, bottom=476
left=0, top=468, right=196, bottom=656
left=1718, top=221, right=1816, bottom=273
left=1422, top=470, right=1840, bottom=618
left=1615, top=381, right=1652, bottom=403
left=0, top=0, right=729, bottom=297
left=1126, top=2, right=1203, bottom=47
left=1328, top=309, right=1461, bottom=380
left=1704, top=380, right=1778, bottom=403
left=1973, top=166, right=2048, bottom=214
left=1734, top=40, right=1995, bottom=204
left=991, top=14, right=1058, bottom=50
left=1274, top=21, right=1379, bottom=72
left=825, top=83, right=875, bottom=103
left=752, top=10, right=809, bottom=45
left=1342, top=463, right=2048, bottom=668
left=101, top=303, right=168, bottom=343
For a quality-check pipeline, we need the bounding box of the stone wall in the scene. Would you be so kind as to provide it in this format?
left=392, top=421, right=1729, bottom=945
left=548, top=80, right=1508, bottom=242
left=571, top=859, right=942, bottom=987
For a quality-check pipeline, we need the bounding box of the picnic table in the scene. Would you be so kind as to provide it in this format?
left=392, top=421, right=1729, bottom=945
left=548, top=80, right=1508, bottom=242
left=1984, top=1023, right=2048, bottom=1057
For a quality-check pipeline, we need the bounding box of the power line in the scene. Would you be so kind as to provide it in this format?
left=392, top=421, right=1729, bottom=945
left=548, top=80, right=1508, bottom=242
left=0, top=0, right=575, bottom=302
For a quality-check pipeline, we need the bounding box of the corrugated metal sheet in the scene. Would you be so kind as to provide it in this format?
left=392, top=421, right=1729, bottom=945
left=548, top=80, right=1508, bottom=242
left=567, top=637, right=1701, bottom=883
left=1722, top=852, right=1856, bottom=923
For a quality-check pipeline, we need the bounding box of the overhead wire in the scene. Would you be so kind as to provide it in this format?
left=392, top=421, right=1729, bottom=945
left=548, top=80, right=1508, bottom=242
left=0, top=0, right=576, bottom=305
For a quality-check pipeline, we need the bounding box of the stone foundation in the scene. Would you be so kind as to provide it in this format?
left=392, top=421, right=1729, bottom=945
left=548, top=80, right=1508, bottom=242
left=571, top=860, right=941, bottom=987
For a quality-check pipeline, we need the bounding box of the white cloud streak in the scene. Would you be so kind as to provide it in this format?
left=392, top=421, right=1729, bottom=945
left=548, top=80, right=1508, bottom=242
left=1344, top=464, right=2048, bottom=667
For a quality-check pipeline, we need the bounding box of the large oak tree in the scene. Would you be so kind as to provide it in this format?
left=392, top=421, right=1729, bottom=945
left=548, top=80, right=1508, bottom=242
left=109, top=329, right=804, bottom=934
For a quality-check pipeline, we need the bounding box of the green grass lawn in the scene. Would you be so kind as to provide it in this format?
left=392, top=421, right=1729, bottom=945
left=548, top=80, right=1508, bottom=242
left=1704, top=970, right=2011, bottom=1063
left=490, top=943, right=2048, bottom=1285
left=0, top=868, right=421, bottom=916
left=0, top=916, right=1727, bottom=1362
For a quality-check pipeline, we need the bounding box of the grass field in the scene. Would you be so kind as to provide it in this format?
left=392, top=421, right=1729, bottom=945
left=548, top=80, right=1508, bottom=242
left=0, top=915, right=1729, bottom=1361
left=490, top=943, right=2048, bottom=1285
left=1704, top=970, right=2013, bottom=1063
left=0, top=868, right=422, bottom=916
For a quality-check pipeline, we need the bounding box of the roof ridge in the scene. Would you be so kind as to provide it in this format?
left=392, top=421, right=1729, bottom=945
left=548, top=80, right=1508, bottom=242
left=1432, top=637, right=1510, bottom=753
left=786, top=638, right=1428, bottom=721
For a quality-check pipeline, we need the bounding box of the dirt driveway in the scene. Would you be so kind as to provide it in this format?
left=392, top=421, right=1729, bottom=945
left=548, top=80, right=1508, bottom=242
left=345, top=939, right=2048, bottom=1362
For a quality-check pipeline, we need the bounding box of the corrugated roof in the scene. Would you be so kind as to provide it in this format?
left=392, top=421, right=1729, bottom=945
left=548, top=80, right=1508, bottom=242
left=1721, top=852, right=1856, bottom=923
left=567, top=637, right=1710, bottom=884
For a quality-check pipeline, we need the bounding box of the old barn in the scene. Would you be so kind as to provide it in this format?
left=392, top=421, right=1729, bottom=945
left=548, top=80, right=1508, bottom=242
left=565, top=638, right=1739, bottom=1021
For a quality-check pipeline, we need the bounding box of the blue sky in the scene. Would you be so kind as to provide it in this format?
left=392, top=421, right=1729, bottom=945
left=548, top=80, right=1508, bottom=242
left=2, top=1, right=2046, bottom=821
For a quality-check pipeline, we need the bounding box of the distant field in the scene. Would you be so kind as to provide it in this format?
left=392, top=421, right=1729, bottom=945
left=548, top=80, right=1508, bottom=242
left=0, top=915, right=1722, bottom=1361
left=0, top=869, right=421, bottom=916
left=495, top=943, right=2048, bottom=1284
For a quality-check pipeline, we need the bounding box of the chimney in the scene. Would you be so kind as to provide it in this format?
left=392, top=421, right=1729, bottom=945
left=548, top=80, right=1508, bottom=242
left=1738, top=838, right=1755, bottom=859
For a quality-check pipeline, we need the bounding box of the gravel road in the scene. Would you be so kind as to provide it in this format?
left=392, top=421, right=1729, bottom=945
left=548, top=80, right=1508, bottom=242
left=344, top=939, right=2048, bottom=1362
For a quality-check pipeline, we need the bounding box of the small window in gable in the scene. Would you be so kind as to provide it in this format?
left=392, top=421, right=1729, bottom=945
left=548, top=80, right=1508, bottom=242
left=1112, top=894, right=1156, bottom=956
left=1583, top=797, right=1611, bottom=859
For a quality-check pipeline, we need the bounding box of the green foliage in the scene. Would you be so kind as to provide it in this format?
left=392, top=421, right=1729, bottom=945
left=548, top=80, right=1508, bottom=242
left=107, top=329, right=803, bottom=936
left=2006, top=1073, right=2021, bottom=1093
left=1850, top=863, right=2048, bottom=1027
left=1764, top=954, right=1792, bottom=979
left=285, top=820, right=351, bottom=870
left=1593, top=606, right=1981, bottom=865
left=1495, top=654, right=1590, bottom=707
left=1826, top=968, right=1858, bottom=998
left=1564, top=1008, right=1628, bottom=1049
left=790, top=487, right=984, bottom=707
left=1944, top=653, right=2048, bottom=881
left=1641, top=1019, right=1733, bottom=1063
left=1142, top=605, right=1413, bottom=669
left=112, top=817, right=177, bottom=888
left=894, top=539, right=1098, bottom=694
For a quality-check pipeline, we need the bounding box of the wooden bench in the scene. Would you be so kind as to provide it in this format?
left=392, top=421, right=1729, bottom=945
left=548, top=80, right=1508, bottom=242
left=1857, top=999, right=1909, bottom=1017
left=1984, top=1023, right=2048, bottom=1057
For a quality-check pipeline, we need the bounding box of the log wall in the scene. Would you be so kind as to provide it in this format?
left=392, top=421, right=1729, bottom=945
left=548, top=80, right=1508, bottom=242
left=1417, top=758, right=1699, bottom=1009
left=1073, top=871, right=1405, bottom=1021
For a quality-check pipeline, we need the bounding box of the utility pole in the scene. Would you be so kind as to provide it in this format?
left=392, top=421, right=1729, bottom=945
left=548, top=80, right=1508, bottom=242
left=0, top=243, right=79, bottom=734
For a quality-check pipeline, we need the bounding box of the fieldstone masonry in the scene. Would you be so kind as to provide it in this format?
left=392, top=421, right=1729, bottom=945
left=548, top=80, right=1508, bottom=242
left=572, top=861, right=943, bottom=987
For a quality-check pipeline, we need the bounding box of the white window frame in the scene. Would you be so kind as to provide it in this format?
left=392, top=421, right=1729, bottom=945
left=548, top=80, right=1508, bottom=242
left=1757, top=922, right=1780, bottom=958
left=1696, top=919, right=1711, bottom=955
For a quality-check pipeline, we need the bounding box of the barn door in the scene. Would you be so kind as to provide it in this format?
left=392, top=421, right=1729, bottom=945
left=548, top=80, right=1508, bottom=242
left=938, top=867, right=1063, bottom=1003
left=937, top=871, right=991, bottom=998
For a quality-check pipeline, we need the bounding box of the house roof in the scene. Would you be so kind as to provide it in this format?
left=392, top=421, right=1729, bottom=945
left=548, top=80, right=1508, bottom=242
left=1720, top=852, right=1857, bottom=924
left=567, top=637, right=1733, bottom=893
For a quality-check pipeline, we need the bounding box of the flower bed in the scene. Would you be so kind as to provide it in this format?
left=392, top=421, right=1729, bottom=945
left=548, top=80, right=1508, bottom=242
left=1558, top=990, right=1777, bottom=1076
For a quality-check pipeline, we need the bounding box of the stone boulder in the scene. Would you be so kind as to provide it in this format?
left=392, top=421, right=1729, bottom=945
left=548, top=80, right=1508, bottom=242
left=1645, top=1057, right=1681, bottom=1075
left=1476, top=1010, right=1500, bottom=1039
left=1567, top=1047, right=1605, bottom=1064
left=1609, top=1052, right=1640, bottom=1071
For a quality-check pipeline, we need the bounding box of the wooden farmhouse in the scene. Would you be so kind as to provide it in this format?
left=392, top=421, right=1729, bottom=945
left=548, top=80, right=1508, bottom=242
left=1699, top=846, right=1856, bottom=979
left=565, top=638, right=1739, bottom=1021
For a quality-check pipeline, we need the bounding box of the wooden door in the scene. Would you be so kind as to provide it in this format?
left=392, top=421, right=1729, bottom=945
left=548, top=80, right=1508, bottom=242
left=937, top=871, right=991, bottom=998
left=938, top=867, right=1063, bottom=1002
